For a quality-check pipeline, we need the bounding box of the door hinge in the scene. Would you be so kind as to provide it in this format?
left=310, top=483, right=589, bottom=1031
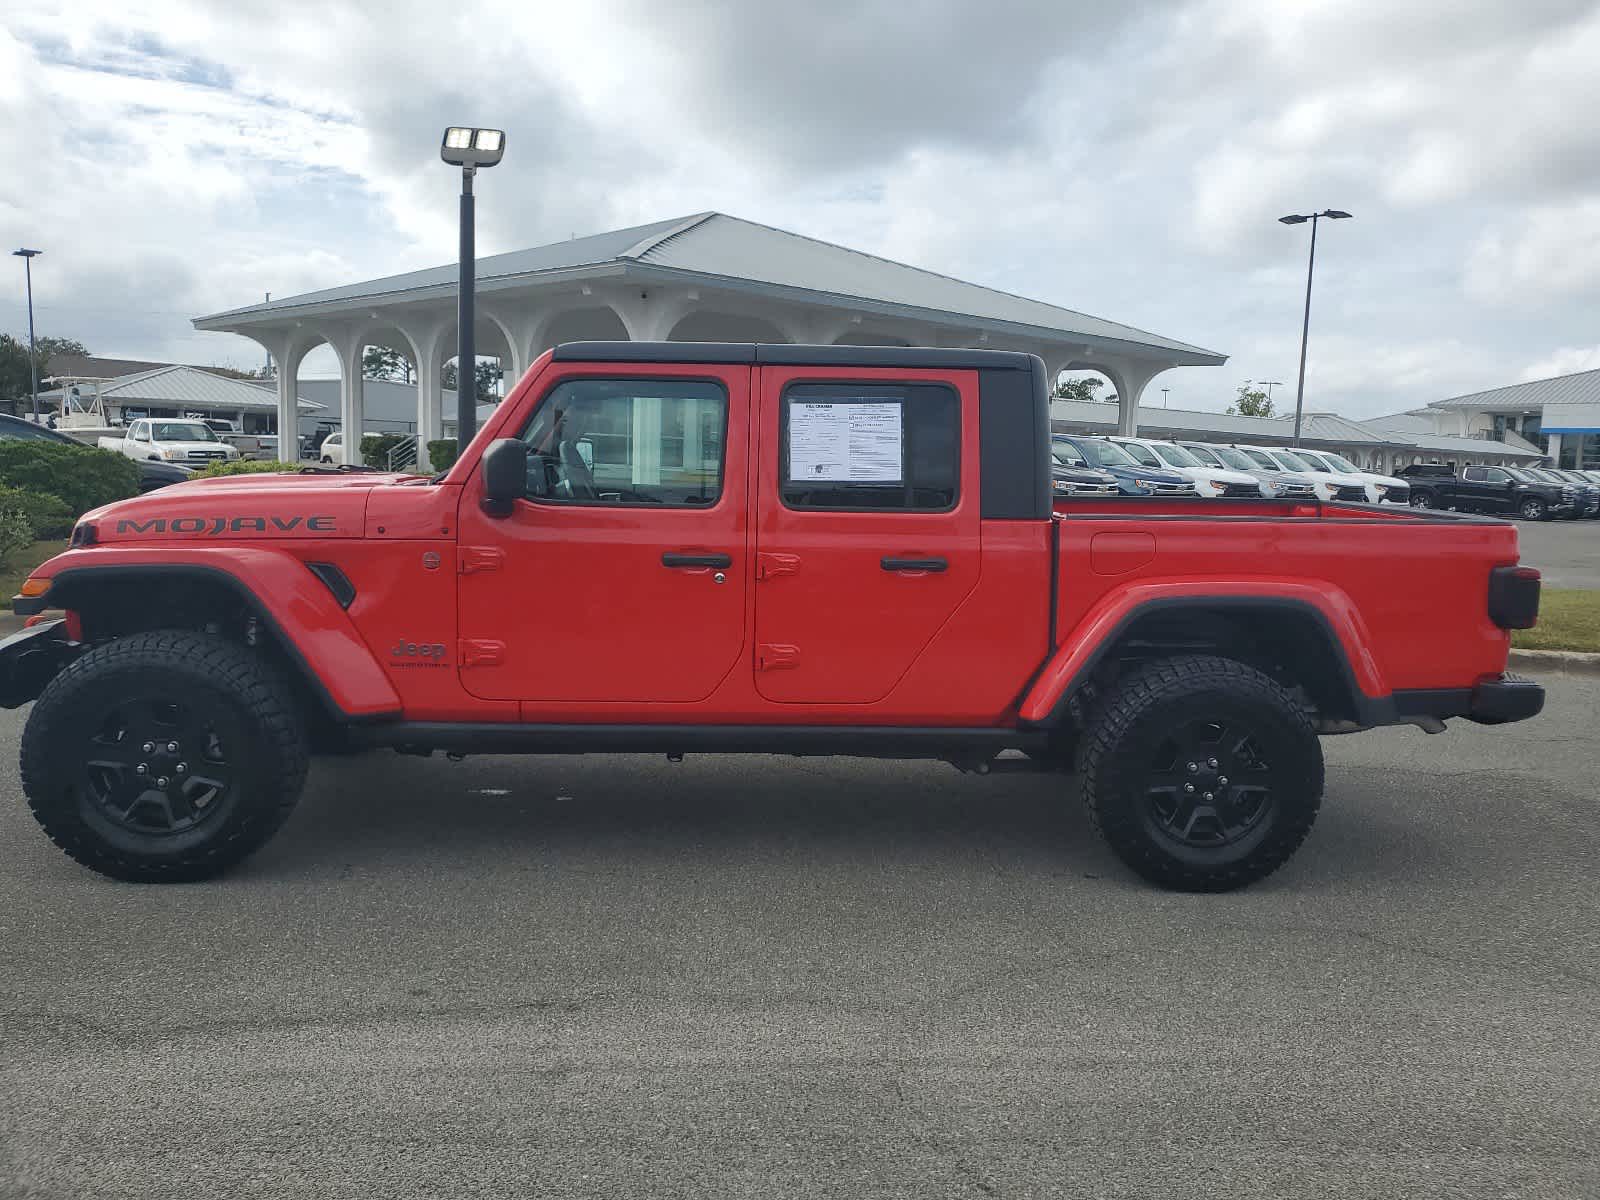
left=459, top=546, right=506, bottom=575
left=458, top=638, right=506, bottom=667
left=756, top=643, right=800, bottom=671
left=757, top=552, right=801, bottom=580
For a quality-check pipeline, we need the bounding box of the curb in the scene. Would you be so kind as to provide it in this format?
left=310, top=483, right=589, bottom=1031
left=1508, top=648, right=1600, bottom=676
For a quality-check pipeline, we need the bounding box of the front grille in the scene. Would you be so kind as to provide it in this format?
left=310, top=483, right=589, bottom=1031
left=186, top=449, right=227, bottom=461
left=1151, top=481, right=1197, bottom=495
left=1221, top=481, right=1261, bottom=498
left=1331, top=484, right=1367, bottom=501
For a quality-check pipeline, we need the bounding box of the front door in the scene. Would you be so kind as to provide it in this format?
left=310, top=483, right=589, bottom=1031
left=751, top=366, right=980, bottom=705
left=457, top=364, right=749, bottom=703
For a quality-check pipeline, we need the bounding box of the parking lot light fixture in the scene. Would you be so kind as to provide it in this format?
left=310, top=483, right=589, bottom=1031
left=440, top=127, right=506, bottom=449
left=1279, top=209, right=1353, bottom=444
left=12, top=248, right=41, bottom=423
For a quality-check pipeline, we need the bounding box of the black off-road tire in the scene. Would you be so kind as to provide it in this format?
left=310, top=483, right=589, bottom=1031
left=20, top=631, right=309, bottom=882
left=1077, top=655, right=1324, bottom=892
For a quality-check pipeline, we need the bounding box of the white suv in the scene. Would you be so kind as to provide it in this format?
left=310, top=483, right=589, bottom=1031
left=1290, top=448, right=1411, bottom=505
left=1107, top=436, right=1270, bottom=498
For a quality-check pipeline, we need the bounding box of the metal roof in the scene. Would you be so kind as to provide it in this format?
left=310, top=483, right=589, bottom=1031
left=80, top=366, right=323, bottom=411
left=196, top=213, right=1224, bottom=364
left=1428, top=366, right=1600, bottom=412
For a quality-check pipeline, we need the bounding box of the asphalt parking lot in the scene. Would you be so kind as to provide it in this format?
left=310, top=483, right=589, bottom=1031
left=1500, top=515, right=1600, bottom=589
left=2, top=676, right=1596, bottom=1200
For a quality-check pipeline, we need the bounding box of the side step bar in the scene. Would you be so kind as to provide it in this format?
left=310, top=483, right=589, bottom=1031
left=352, top=722, right=1050, bottom=760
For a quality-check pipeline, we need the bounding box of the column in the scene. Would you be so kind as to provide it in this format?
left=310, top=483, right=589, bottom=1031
left=1546, top=433, right=1562, bottom=465
left=337, top=339, right=365, bottom=466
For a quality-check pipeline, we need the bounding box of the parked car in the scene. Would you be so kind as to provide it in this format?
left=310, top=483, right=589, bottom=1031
left=1049, top=447, right=1120, bottom=497
left=1251, top=447, right=1371, bottom=502
left=1222, top=445, right=1346, bottom=500
left=1397, top=463, right=1573, bottom=521
left=1052, top=435, right=1196, bottom=497
left=1288, top=448, right=1411, bottom=505
left=2, top=342, right=1544, bottom=893
left=1542, top=469, right=1600, bottom=517
left=1519, top=467, right=1592, bottom=518
left=99, top=418, right=240, bottom=467
left=1177, top=442, right=1319, bottom=498
left=1106, top=436, right=1268, bottom=497
left=0, top=412, right=193, bottom=492
left=317, top=431, right=349, bottom=465
left=198, top=418, right=274, bottom=461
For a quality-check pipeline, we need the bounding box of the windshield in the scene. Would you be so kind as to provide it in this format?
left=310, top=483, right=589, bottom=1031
left=1503, top=467, right=1536, bottom=483
left=152, top=422, right=218, bottom=442
left=1150, top=442, right=1203, bottom=468
left=1525, top=468, right=1563, bottom=483
left=1181, top=444, right=1222, bottom=467
left=1267, top=448, right=1316, bottom=472
left=1210, top=445, right=1262, bottom=471
left=1241, top=447, right=1283, bottom=471
left=1317, top=451, right=1363, bottom=474
left=1051, top=449, right=1088, bottom=470
left=1067, top=438, right=1139, bottom=469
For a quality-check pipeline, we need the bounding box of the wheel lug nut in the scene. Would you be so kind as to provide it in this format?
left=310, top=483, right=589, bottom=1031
left=157, top=776, right=169, bottom=787
left=1187, top=762, right=1198, bottom=772
left=142, top=742, right=154, bottom=754
left=1207, top=758, right=1218, bottom=768
left=175, top=763, right=187, bottom=774
left=1204, top=792, right=1214, bottom=801
left=167, top=742, right=179, bottom=753
left=1218, top=776, right=1228, bottom=785
left=1184, top=783, right=1195, bottom=793
left=135, top=763, right=148, bottom=776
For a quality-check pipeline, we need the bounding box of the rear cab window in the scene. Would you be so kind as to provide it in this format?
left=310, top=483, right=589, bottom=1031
left=780, top=381, right=957, bottom=511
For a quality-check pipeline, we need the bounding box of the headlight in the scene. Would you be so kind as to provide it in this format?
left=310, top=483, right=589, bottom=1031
left=1200, top=479, right=1223, bottom=495
left=161, top=447, right=182, bottom=459
left=1132, top=478, right=1153, bottom=490
left=1375, top=485, right=1389, bottom=497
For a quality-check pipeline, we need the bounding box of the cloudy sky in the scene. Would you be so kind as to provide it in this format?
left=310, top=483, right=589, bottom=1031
left=3, top=0, right=1598, bottom=416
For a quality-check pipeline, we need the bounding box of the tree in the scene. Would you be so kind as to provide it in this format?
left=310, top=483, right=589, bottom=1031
left=1227, top=383, right=1274, bottom=418
left=442, top=358, right=503, bottom=403
left=363, top=345, right=414, bottom=384
left=1, top=334, right=89, bottom=400
left=1053, top=376, right=1105, bottom=403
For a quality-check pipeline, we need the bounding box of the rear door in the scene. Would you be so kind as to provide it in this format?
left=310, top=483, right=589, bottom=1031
left=1460, top=466, right=1509, bottom=511
left=751, top=366, right=979, bottom=704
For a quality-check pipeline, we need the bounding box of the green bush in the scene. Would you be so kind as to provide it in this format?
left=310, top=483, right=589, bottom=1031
left=196, top=459, right=303, bottom=478
left=0, top=504, right=32, bottom=565
left=427, top=439, right=458, bottom=472
left=359, top=433, right=409, bottom=468
left=0, top=487, right=75, bottom=538
left=0, top=441, right=140, bottom=518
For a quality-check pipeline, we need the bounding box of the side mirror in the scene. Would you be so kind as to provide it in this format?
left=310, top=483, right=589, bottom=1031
left=480, top=438, right=529, bottom=517
left=574, top=436, right=595, bottom=471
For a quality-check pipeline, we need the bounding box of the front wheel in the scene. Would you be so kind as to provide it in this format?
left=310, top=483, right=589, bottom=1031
left=20, top=631, right=309, bottom=882
left=1409, top=491, right=1435, bottom=509
left=1519, top=497, right=1547, bottom=521
left=1077, top=655, right=1324, bottom=891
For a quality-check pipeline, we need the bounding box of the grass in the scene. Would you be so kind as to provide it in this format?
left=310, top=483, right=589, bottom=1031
left=0, top=539, right=68, bottom=601
left=1513, top=588, right=1600, bottom=653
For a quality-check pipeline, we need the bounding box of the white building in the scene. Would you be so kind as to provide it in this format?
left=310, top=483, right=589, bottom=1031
left=194, top=212, right=1227, bottom=456
left=1368, top=365, right=1600, bottom=469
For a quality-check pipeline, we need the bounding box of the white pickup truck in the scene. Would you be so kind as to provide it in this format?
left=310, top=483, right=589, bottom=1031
left=99, top=418, right=241, bottom=466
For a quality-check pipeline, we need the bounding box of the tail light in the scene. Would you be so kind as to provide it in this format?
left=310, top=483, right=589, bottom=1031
left=1488, top=565, right=1540, bottom=630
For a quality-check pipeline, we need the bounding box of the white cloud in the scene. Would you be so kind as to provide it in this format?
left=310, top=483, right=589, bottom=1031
left=1464, top=200, right=1600, bottom=305
left=1520, top=345, right=1600, bottom=381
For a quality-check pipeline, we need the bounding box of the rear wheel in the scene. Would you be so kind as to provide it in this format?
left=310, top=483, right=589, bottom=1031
left=1077, top=655, right=1324, bottom=892
left=1519, top=497, right=1547, bottom=521
left=20, top=631, right=309, bottom=882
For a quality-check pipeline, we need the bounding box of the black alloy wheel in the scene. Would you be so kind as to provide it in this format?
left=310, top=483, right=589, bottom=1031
left=1409, top=491, right=1435, bottom=509
left=1519, top=497, right=1547, bottom=521
left=1139, top=719, right=1273, bottom=850
left=82, top=693, right=234, bottom=837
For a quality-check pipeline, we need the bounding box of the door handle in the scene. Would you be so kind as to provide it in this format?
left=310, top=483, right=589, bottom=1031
left=662, top=552, right=733, bottom=569
left=881, top=556, right=948, bottom=573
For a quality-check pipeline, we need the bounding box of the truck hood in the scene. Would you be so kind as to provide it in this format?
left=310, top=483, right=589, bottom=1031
left=79, top=470, right=426, bottom=543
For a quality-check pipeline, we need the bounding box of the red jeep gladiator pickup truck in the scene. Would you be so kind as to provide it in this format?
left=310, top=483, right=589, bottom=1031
left=2, top=343, right=1544, bottom=890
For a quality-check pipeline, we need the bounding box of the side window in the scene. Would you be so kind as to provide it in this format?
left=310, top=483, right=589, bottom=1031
left=131, top=422, right=148, bottom=441
left=1122, top=442, right=1161, bottom=467
left=780, top=382, right=958, bottom=511
left=1463, top=466, right=1484, bottom=481
left=1482, top=468, right=1508, bottom=483
left=517, top=378, right=726, bottom=507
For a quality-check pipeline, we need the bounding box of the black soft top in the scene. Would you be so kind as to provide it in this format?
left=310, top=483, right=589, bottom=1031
left=551, top=341, right=1037, bottom=372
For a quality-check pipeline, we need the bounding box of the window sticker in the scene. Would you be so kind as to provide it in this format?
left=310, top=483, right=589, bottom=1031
left=788, top=401, right=903, bottom=483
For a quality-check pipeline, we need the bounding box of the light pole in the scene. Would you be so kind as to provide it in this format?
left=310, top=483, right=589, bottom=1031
left=1259, top=379, right=1284, bottom=400
left=1160, top=387, right=1170, bottom=408
left=440, top=127, right=505, bottom=450
left=1278, top=209, right=1351, bottom=443
left=12, top=248, right=41, bottom=423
